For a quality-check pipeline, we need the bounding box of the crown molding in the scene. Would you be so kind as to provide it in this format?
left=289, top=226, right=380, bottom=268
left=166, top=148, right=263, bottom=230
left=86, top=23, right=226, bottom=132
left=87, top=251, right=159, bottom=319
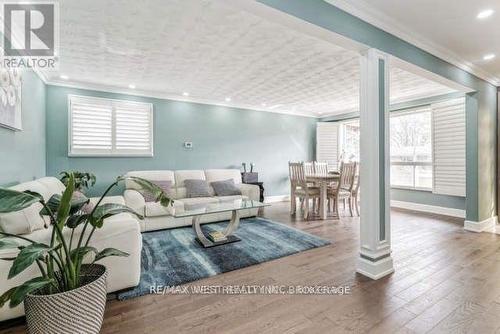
left=45, top=79, right=321, bottom=118
left=325, top=0, right=500, bottom=86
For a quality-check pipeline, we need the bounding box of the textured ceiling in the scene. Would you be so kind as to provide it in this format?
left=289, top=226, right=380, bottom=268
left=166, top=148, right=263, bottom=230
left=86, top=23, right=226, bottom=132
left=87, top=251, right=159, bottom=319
left=42, top=0, right=456, bottom=117
left=328, top=0, right=500, bottom=85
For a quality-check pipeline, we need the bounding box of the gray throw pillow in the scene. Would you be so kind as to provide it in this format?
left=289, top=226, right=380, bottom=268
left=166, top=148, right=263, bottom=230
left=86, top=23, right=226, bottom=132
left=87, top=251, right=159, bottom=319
left=211, top=179, right=242, bottom=196
left=184, top=179, right=211, bottom=198
left=139, top=180, right=174, bottom=202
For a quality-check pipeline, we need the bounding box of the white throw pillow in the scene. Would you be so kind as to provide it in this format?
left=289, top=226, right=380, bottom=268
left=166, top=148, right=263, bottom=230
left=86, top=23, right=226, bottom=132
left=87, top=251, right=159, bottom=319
left=0, top=202, right=46, bottom=235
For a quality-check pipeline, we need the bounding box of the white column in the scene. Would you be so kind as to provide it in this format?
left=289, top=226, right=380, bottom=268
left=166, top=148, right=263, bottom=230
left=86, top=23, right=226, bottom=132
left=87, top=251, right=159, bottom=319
left=356, top=48, right=394, bottom=280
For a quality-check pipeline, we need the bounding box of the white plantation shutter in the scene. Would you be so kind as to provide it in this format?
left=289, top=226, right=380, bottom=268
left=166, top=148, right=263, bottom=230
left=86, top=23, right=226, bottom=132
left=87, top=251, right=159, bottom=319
left=115, top=102, right=152, bottom=152
left=432, top=97, right=466, bottom=196
left=316, top=122, right=339, bottom=170
left=69, top=96, right=153, bottom=156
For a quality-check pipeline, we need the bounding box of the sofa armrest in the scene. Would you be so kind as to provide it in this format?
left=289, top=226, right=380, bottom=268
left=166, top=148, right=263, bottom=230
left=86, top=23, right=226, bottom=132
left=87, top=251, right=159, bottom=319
left=238, top=183, right=260, bottom=201
left=124, top=189, right=146, bottom=216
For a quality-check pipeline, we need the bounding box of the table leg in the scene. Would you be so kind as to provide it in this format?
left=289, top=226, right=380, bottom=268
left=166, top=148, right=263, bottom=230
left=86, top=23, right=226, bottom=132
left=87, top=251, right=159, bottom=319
left=192, top=210, right=242, bottom=248
left=320, top=181, right=327, bottom=220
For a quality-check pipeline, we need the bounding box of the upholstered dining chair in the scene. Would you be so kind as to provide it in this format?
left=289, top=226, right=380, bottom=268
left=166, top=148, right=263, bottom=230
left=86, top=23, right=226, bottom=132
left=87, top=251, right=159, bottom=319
left=328, top=161, right=357, bottom=217
left=289, top=162, right=320, bottom=219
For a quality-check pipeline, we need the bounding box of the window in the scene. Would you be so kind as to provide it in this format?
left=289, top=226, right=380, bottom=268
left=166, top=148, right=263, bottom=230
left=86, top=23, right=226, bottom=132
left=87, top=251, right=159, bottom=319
left=390, top=107, right=432, bottom=190
left=339, top=119, right=360, bottom=162
left=69, top=95, right=153, bottom=157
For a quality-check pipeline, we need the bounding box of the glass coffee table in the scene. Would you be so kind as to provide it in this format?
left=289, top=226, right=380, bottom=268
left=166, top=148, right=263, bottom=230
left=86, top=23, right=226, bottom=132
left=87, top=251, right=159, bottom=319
left=173, top=199, right=269, bottom=248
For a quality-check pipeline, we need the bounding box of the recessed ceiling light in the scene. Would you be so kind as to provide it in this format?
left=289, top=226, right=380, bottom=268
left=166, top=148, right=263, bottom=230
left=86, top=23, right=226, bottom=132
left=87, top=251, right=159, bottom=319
left=225, top=97, right=231, bottom=102
left=128, top=84, right=136, bottom=89
left=477, top=9, right=494, bottom=19
left=483, top=54, right=496, bottom=60
left=59, top=74, right=68, bottom=80
left=182, top=92, right=189, bottom=96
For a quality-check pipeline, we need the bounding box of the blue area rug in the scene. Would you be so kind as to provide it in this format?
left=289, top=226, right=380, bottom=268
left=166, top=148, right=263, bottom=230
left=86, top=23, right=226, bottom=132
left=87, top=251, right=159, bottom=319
left=117, top=217, right=330, bottom=300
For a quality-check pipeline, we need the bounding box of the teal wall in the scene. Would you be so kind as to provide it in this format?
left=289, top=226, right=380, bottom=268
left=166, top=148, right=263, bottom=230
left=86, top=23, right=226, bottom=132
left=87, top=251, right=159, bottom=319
left=260, top=0, right=498, bottom=221
left=0, top=70, right=46, bottom=187
left=321, top=93, right=467, bottom=211
left=45, top=85, right=316, bottom=196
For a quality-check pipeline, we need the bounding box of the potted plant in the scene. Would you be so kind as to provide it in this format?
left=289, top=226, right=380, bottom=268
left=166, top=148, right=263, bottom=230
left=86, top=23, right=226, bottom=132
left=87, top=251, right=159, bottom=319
left=60, top=171, right=96, bottom=193
left=0, top=172, right=172, bottom=334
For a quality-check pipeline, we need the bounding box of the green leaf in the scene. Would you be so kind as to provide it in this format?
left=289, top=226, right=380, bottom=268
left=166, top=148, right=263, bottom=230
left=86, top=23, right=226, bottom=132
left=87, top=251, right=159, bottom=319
left=0, top=239, right=18, bottom=250
left=23, top=190, right=43, bottom=202
left=94, top=248, right=129, bottom=263
left=41, top=193, right=89, bottom=217
left=57, top=174, right=75, bottom=229
left=9, top=277, right=54, bottom=308
left=66, top=213, right=89, bottom=228
left=90, top=203, right=143, bottom=228
left=0, top=188, right=41, bottom=213
left=70, top=246, right=97, bottom=262
left=0, top=287, right=16, bottom=308
left=8, top=243, right=52, bottom=279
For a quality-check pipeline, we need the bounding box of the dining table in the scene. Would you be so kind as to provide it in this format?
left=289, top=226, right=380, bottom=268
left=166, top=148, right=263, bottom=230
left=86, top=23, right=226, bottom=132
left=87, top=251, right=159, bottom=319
left=305, top=172, right=340, bottom=220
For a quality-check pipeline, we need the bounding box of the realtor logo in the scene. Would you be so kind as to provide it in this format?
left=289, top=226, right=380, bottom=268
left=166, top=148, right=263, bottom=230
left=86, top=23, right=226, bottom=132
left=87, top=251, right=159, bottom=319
left=1, top=2, right=58, bottom=68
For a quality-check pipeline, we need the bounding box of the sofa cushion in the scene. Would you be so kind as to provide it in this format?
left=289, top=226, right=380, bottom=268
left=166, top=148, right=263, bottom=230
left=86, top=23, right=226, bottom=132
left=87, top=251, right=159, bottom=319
left=0, top=202, right=45, bottom=235
left=184, top=179, right=211, bottom=198
left=174, top=170, right=205, bottom=187
left=211, top=179, right=242, bottom=196
left=181, top=197, right=218, bottom=211
left=217, top=195, right=249, bottom=202
left=125, top=171, right=176, bottom=189
left=145, top=199, right=184, bottom=217
left=1, top=177, right=65, bottom=235
left=139, top=180, right=174, bottom=202
left=205, top=169, right=242, bottom=184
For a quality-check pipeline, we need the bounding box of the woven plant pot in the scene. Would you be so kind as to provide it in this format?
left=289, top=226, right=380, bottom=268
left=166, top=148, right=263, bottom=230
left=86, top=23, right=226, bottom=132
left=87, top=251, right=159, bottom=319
left=24, top=264, right=108, bottom=334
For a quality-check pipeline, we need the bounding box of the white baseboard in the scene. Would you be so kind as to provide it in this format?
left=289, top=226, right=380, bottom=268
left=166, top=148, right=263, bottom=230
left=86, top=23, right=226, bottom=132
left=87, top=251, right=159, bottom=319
left=264, top=195, right=290, bottom=203
left=464, top=216, right=498, bottom=233
left=390, top=200, right=465, bottom=218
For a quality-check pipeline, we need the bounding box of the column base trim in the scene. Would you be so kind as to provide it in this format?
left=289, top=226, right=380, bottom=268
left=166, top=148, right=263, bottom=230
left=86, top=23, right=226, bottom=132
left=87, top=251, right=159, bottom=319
left=464, top=216, right=497, bottom=233
left=356, top=255, right=394, bottom=280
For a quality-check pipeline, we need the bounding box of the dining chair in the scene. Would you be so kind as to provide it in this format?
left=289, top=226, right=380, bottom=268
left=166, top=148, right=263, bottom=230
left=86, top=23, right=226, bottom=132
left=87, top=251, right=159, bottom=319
left=351, top=174, right=360, bottom=216
left=328, top=161, right=357, bottom=217
left=303, top=162, right=315, bottom=176
left=313, top=161, right=329, bottom=176
left=288, top=162, right=320, bottom=219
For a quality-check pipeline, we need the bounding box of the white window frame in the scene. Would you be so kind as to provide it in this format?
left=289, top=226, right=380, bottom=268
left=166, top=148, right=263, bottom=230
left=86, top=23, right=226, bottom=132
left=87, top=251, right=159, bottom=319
left=68, top=95, right=154, bottom=157
left=390, top=106, right=433, bottom=191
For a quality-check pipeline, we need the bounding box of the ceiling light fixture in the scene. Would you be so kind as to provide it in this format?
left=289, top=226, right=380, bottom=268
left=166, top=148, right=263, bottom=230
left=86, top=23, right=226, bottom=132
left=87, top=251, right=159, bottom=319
left=225, top=97, right=231, bottom=102
left=483, top=54, right=496, bottom=61
left=59, top=74, right=69, bottom=80
left=182, top=92, right=189, bottom=96
left=477, top=9, right=494, bottom=19
left=128, top=84, right=136, bottom=89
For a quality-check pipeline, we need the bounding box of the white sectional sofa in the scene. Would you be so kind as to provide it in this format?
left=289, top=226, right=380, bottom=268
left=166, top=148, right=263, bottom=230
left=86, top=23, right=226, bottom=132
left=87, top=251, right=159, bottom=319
left=124, top=169, right=260, bottom=231
left=0, top=177, right=142, bottom=322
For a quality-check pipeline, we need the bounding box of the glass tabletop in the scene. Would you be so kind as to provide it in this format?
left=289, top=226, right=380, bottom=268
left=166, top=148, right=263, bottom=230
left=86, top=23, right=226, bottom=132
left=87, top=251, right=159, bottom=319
left=173, top=199, right=269, bottom=218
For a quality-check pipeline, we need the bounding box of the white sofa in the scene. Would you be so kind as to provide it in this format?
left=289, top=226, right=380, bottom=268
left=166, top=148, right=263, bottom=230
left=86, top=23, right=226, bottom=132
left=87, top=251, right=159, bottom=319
left=124, top=169, right=260, bottom=231
left=0, top=177, right=142, bottom=322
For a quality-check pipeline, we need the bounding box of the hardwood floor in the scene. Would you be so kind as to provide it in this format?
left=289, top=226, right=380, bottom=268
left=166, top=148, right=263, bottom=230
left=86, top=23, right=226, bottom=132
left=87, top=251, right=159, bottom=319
left=2, top=202, right=500, bottom=333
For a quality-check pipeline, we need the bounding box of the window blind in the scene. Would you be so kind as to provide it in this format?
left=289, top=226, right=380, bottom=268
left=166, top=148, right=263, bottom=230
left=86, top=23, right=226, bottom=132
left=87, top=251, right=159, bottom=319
left=69, top=96, right=153, bottom=156
left=432, top=97, right=466, bottom=197
left=316, top=122, right=339, bottom=170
